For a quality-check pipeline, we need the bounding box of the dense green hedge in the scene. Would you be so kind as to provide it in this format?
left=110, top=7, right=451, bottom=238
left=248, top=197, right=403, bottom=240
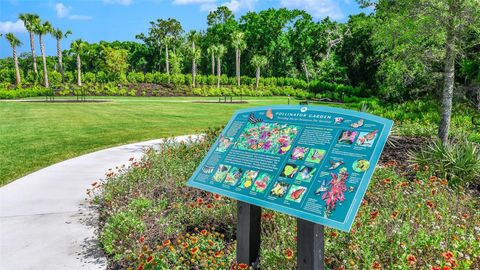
left=0, top=69, right=366, bottom=96
left=0, top=69, right=372, bottom=102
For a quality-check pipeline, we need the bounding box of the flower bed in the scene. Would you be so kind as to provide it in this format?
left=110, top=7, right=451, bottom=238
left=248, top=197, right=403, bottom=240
left=91, top=129, right=480, bottom=270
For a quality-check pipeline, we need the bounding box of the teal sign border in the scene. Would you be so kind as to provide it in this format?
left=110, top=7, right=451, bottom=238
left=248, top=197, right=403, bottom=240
left=187, top=105, right=393, bottom=231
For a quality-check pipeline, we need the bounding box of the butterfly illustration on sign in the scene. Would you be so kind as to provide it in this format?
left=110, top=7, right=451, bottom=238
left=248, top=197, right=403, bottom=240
left=350, top=119, right=364, bottom=128
left=266, top=109, right=274, bottom=120
left=356, top=130, right=378, bottom=147
left=248, top=113, right=263, bottom=124
left=286, top=185, right=307, bottom=202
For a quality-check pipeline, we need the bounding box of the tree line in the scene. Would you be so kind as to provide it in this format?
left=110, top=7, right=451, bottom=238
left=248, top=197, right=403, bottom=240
left=2, top=0, right=479, bottom=141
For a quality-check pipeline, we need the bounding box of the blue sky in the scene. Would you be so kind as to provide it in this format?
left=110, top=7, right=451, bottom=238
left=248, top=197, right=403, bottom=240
left=0, top=0, right=365, bottom=58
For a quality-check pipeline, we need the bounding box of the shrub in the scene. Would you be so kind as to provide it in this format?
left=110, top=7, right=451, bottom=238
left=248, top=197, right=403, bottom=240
left=409, top=137, right=480, bottom=187
left=92, top=130, right=480, bottom=270
left=127, top=72, right=145, bottom=83
left=83, top=72, right=96, bottom=83
left=0, top=69, right=15, bottom=84
left=0, top=86, right=49, bottom=99
left=144, top=72, right=154, bottom=83
left=96, top=71, right=109, bottom=83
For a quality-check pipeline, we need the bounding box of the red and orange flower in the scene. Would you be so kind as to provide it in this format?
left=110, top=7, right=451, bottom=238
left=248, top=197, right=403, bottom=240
left=237, top=263, right=249, bottom=269
left=284, top=249, right=294, bottom=260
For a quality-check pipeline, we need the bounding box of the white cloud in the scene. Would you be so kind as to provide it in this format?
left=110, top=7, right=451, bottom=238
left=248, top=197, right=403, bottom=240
left=221, top=0, right=257, bottom=13
left=280, top=0, right=343, bottom=20
left=200, top=3, right=217, bottom=11
left=103, top=0, right=133, bottom=5
left=172, top=0, right=257, bottom=13
left=0, top=19, right=27, bottom=34
left=53, top=2, right=92, bottom=20
left=55, top=3, right=72, bottom=18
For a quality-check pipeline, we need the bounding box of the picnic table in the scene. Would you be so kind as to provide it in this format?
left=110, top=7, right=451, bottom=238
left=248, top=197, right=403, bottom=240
left=45, top=85, right=87, bottom=102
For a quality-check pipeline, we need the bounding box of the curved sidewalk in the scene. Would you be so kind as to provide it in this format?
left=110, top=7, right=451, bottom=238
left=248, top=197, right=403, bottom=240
left=0, top=135, right=199, bottom=270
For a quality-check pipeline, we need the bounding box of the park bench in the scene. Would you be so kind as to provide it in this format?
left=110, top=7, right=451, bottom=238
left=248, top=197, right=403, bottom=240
left=218, top=95, right=243, bottom=103
left=45, top=85, right=87, bottom=102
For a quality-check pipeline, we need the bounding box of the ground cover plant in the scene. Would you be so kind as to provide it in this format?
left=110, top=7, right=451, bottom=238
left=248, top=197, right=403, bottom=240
left=91, top=129, right=480, bottom=270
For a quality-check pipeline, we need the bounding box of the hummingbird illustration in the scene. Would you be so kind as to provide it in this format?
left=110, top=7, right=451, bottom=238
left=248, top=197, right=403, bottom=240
left=315, top=179, right=327, bottom=194
left=328, top=161, right=344, bottom=170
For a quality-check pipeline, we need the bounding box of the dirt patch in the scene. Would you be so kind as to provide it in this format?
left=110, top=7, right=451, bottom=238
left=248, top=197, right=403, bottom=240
left=378, top=136, right=428, bottom=176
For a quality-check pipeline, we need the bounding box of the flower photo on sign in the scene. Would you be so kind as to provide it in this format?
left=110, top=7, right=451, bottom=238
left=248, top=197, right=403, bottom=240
left=215, top=136, right=233, bottom=152
left=234, top=122, right=298, bottom=155
left=237, top=170, right=258, bottom=189
left=270, top=181, right=291, bottom=198
left=251, top=173, right=273, bottom=193
left=295, top=166, right=316, bottom=182
left=290, top=146, right=309, bottom=160
left=212, top=164, right=230, bottom=182
left=224, top=167, right=243, bottom=186
left=305, top=148, right=326, bottom=163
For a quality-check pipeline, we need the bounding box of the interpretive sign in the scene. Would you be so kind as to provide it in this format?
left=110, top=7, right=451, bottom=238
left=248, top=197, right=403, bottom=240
left=188, top=105, right=393, bottom=232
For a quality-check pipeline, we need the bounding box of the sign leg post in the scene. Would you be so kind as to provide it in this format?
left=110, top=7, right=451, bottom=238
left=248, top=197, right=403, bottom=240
left=297, top=218, right=325, bottom=270
left=236, top=201, right=262, bottom=267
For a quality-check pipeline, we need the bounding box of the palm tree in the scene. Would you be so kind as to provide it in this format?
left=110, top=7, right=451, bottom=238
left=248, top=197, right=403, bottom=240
left=19, top=13, right=40, bottom=77
left=187, top=31, right=201, bottom=87
left=162, top=36, right=172, bottom=83
left=5, top=33, right=22, bottom=85
left=51, top=28, right=72, bottom=83
left=231, top=31, right=246, bottom=86
left=215, top=45, right=225, bottom=88
left=207, top=45, right=216, bottom=76
left=71, top=39, right=86, bottom=86
left=34, top=21, right=52, bottom=87
left=251, top=55, right=268, bottom=89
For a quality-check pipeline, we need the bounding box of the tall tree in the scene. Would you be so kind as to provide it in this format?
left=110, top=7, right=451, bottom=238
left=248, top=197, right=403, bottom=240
left=19, top=13, right=40, bottom=77
left=51, top=28, right=72, bottom=82
left=368, top=0, right=480, bottom=143
left=215, top=45, right=225, bottom=88
left=187, top=31, right=201, bottom=87
left=103, top=45, right=129, bottom=78
left=251, top=55, right=268, bottom=89
left=5, top=33, right=22, bottom=85
left=163, top=36, right=172, bottom=81
left=231, top=31, right=246, bottom=86
left=34, top=21, right=52, bottom=87
left=71, top=39, right=86, bottom=86
left=207, top=45, right=216, bottom=76
left=136, top=18, right=183, bottom=77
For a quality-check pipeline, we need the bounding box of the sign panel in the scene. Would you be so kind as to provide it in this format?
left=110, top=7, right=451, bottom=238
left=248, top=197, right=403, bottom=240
left=187, top=105, right=393, bottom=231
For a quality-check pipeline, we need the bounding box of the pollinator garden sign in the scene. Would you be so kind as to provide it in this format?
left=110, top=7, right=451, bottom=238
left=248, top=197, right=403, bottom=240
left=188, top=105, right=393, bottom=231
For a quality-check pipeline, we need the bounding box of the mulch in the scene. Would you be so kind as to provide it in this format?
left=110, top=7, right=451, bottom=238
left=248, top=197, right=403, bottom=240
left=378, top=136, right=427, bottom=176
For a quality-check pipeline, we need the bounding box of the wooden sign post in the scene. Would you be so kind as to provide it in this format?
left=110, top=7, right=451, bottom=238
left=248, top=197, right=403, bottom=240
left=236, top=201, right=262, bottom=266
left=188, top=105, right=393, bottom=269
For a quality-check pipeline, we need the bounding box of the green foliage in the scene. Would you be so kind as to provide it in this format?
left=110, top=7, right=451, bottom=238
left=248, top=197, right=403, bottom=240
left=92, top=130, right=480, bottom=269
left=127, top=72, right=145, bottom=83
left=0, top=86, right=48, bottom=99
left=103, top=46, right=129, bottom=76
left=410, top=137, right=480, bottom=187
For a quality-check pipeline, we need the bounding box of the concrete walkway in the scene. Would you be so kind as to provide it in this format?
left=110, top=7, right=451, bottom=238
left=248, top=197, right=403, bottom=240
left=0, top=135, right=199, bottom=270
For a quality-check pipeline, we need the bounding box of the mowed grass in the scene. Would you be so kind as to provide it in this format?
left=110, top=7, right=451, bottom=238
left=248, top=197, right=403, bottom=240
left=0, top=96, right=289, bottom=186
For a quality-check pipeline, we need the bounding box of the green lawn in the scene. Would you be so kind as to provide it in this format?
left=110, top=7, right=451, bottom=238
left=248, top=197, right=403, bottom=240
left=2, top=96, right=477, bottom=186
left=0, top=96, right=290, bottom=185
